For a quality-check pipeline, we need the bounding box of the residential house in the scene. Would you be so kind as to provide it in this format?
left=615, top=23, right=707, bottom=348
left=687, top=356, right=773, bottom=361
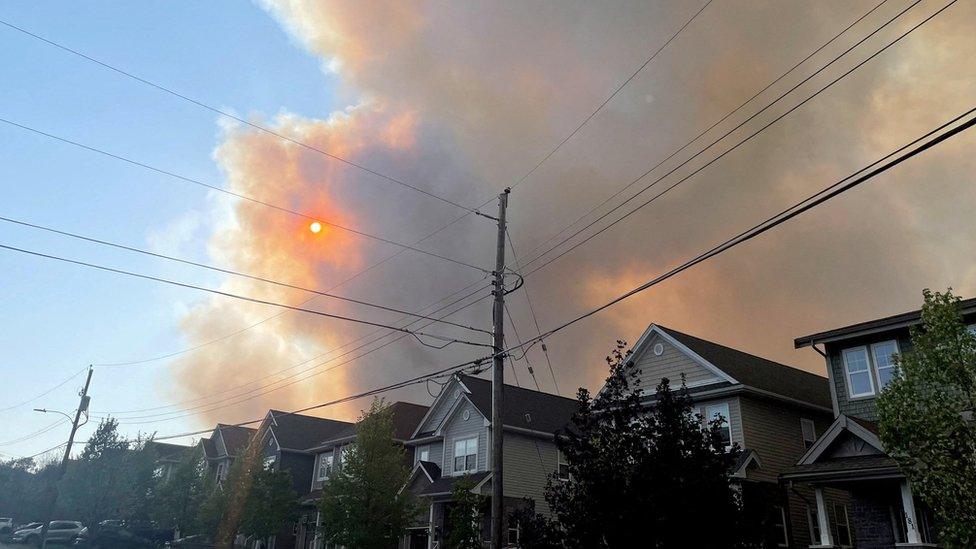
left=146, top=440, right=191, bottom=482
left=302, top=401, right=429, bottom=549
left=254, top=410, right=353, bottom=549
left=402, top=373, right=578, bottom=549
left=200, top=423, right=257, bottom=485
left=783, top=298, right=976, bottom=548
left=619, top=324, right=834, bottom=548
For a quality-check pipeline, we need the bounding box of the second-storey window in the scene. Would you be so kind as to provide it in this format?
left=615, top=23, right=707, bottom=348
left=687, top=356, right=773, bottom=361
left=842, top=347, right=875, bottom=397
left=454, top=437, right=478, bottom=474
left=705, top=402, right=732, bottom=449
left=417, top=444, right=430, bottom=463
left=316, top=453, right=333, bottom=481
left=800, top=418, right=817, bottom=450
left=556, top=451, right=570, bottom=481
left=871, top=340, right=899, bottom=389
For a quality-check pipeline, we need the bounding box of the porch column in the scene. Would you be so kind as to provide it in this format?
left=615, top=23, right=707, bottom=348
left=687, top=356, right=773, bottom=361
left=814, top=487, right=835, bottom=547
left=900, top=479, right=922, bottom=544
left=428, top=502, right=435, bottom=549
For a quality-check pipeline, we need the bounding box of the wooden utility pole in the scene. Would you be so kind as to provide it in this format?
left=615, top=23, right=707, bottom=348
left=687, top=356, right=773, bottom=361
left=490, top=188, right=509, bottom=549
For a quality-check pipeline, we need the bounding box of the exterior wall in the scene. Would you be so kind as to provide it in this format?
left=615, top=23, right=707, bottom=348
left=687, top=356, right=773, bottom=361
left=413, top=440, right=444, bottom=469
left=849, top=483, right=900, bottom=549
left=826, top=331, right=912, bottom=422
left=501, top=433, right=559, bottom=516
left=280, top=451, right=316, bottom=495
left=441, top=398, right=488, bottom=476
left=739, top=396, right=831, bottom=484
left=633, top=332, right=721, bottom=392
left=419, top=379, right=463, bottom=434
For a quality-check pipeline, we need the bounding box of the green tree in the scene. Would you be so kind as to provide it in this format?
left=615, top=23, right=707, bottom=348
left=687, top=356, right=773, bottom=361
left=239, top=465, right=299, bottom=540
left=150, top=446, right=208, bottom=535
left=878, top=289, right=976, bottom=547
left=318, top=399, right=418, bottom=549
left=446, top=475, right=486, bottom=549
left=533, top=341, right=747, bottom=548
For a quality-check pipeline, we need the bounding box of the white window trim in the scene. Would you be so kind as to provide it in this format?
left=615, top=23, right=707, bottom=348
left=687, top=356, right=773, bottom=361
left=870, top=340, right=900, bottom=391
left=705, top=402, right=732, bottom=450
left=772, top=505, right=789, bottom=547
left=556, top=451, right=570, bottom=481
left=417, top=444, right=430, bottom=463
left=806, top=505, right=821, bottom=545
left=842, top=346, right=876, bottom=398
left=316, top=453, right=333, bottom=481
left=453, top=436, right=478, bottom=475
left=833, top=502, right=853, bottom=548
left=800, top=418, right=817, bottom=449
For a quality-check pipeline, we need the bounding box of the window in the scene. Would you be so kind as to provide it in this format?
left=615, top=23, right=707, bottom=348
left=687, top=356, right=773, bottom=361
left=800, top=418, right=817, bottom=450
left=507, top=521, right=520, bottom=545
left=842, top=347, right=875, bottom=397
left=871, top=340, right=899, bottom=389
left=832, top=503, right=852, bottom=547
left=263, top=455, right=276, bottom=469
left=772, top=506, right=789, bottom=547
left=215, top=462, right=227, bottom=482
left=454, top=437, right=478, bottom=474
left=417, top=444, right=430, bottom=463
left=705, top=402, right=732, bottom=449
left=556, top=452, right=570, bottom=481
left=316, top=453, right=334, bottom=481
left=807, top=506, right=821, bottom=544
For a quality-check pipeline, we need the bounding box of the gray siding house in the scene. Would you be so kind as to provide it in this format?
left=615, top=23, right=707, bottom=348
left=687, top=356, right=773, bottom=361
left=784, top=297, right=976, bottom=548
left=402, top=374, right=577, bottom=549
left=200, top=423, right=257, bottom=486
left=620, top=324, right=834, bottom=548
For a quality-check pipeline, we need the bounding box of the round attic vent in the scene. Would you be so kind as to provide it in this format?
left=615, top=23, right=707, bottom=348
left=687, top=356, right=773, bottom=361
left=463, top=409, right=471, bottom=421
left=653, top=343, right=664, bottom=356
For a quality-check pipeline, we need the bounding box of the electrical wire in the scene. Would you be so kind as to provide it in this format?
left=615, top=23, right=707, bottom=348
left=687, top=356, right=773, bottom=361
left=507, top=230, right=560, bottom=395
left=0, top=419, right=68, bottom=446
left=0, top=214, right=490, bottom=335
left=0, top=242, right=492, bottom=348
left=0, top=365, right=88, bottom=412
left=522, top=0, right=890, bottom=260
left=0, top=19, right=483, bottom=215
left=0, top=119, right=488, bottom=274
left=521, top=0, right=942, bottom=276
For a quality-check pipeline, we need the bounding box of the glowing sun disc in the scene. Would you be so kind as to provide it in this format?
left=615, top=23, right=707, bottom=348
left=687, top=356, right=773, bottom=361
left=309, top=221, right=322, bottom=234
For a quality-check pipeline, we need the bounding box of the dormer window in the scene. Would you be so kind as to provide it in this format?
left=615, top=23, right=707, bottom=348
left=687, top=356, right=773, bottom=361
left=316, top=453, right=334, bottom=481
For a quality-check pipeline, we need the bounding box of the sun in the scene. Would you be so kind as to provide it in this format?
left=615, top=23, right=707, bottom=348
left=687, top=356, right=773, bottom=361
left=309, top=221, right=322, bottom=234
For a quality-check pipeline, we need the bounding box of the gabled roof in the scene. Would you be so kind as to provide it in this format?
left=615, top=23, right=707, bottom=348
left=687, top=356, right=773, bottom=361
left=457, top=374, right=578, bottom=434
left=147, top=441, right=190, bottom=462
left=200, top=437, right=217, bottom=459
left=418, top=471, right=491, bottom=497
left=794, top=297, right=976, bottom=348
left=655, top=325, right=831, bottom=410
left=310, top=401, right=430, bottom=450
left=267, top=410, right=353, bottom=451
left=215, top=424, right=257, bottom=457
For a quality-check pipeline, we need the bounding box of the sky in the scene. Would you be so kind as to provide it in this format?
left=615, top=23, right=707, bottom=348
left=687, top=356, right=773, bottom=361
left=1, top=0, right=975, bottom=459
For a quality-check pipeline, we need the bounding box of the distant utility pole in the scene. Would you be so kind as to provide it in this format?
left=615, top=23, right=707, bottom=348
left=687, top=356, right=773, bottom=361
left=40, top=366, right=92, bottom=548
left=490, top=188, right=509, bottom=549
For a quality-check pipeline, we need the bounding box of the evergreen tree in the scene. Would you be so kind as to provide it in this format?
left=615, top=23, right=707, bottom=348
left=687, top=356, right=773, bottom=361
left=318, top=399, right=418, bottom=549
left=445, top=475, right=486, bottom=549
left=878, top=289, right=976, bottom=547
left=537, top=341, right=747, bottom=548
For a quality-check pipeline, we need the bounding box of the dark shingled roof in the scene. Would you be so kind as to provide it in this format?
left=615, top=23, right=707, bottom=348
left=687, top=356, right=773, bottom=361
left=782, top=455, right=899, bottom=479
left=458, top=374, right=578, bottom=434
left=268, top=411, right=353, bottom=451
left=418, top=460, right=441, bottom=481
left=216, top=424, right=257, bottom=456
left=418, top=471, right=491, bottom=496
left=200, top=437, right=217, bottom=459
left=147, top=441, right=190, bottom=462
left=657, top=326, right=831, bottom=410
left=311, top=402, right=429, bottom=447
left=794, top=297, right=976, bottom=348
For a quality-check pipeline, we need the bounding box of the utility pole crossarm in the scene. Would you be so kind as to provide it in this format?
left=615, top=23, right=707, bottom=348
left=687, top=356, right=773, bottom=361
left=490, top=189, right=509, bottom=549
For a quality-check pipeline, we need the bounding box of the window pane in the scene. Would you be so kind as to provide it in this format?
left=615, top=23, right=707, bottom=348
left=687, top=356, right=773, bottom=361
left=466, top=454, right=476, bottom=470
left=455, top=456, right=464, bottom=471
left=706, top=403, right=731, bottom=447
left=844, top=347, right=870, bottom=373
left=873, top=341, right=899, bottom=389
left=849, top=371, right=873, bottom=396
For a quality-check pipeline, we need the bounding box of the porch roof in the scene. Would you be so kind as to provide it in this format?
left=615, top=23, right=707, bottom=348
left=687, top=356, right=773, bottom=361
left=418, top=471, right=491, bottom=497
left=782, top=455, right=901, bottom=482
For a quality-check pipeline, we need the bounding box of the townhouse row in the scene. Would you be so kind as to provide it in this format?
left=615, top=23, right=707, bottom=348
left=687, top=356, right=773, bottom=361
left=160, top=297, right=975, bottom=549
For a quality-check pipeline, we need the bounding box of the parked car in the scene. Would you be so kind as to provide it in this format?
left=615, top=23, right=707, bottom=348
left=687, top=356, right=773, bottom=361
left=165, top=534, right=214, bottom=548
left=11, top=520, right=84, bottom=546
left=72, top=520, right=156, bottom=549
left=1, top=517, right=13, bottom=534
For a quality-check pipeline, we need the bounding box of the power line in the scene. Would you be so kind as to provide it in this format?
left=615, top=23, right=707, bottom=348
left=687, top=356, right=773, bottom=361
left=0, top=365, right=88, bottom=412
left=97, top=282, right=493, bottom=419
left=0, top=242, right=492, bottom=349
left=24, top=442, right=68, bottom=461
left=522, top=0, right=940, bottom=276
left=0, top=19, right=482, bottom=215
left=0, top=118, right=488, bottom=274
left=507, top=231, right=560, bottom=394
left=504, top=104, right=976, bottom=360
left=0, top=419, right=68, bottom=446
left=509, top=0, right=714, bottom=191
left=523, top=0, right=890, bottom=259
left=0, top=214, right=490, bottom=335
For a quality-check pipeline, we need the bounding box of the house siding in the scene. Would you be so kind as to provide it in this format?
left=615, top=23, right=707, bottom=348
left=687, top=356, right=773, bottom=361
left=441, top=398, right=488, bottom=476
left=633, top=332, right=721, bottom=392
left=739, top=396, right=831, bottom=484
left=502, top=433, right=559, bottom=517
left=420, top=379, right=463, bottom=434
left=413, top=440, right=444, bottom=469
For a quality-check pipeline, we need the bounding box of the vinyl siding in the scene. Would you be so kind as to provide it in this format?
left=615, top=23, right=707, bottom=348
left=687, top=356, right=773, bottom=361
left=633, top=332, right=721, bottom=393
left=414, top=440, right=444, bottom=469
left=502, top=433, right=559, bottom=516
left=441, top=398, right=488, bottom=476
left=738, top=395, right=832, bottom=483
left=417, top=379, right=464, bottom=434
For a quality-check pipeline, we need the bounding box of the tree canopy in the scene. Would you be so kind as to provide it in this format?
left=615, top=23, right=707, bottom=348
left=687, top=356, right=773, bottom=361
left=878, top=289, right=976, bottom=547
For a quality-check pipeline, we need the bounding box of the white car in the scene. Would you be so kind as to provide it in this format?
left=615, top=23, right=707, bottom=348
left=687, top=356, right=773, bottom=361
left=0, top=517, right=13, bottom=534
left=11, top=521, right=84, bottom=545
